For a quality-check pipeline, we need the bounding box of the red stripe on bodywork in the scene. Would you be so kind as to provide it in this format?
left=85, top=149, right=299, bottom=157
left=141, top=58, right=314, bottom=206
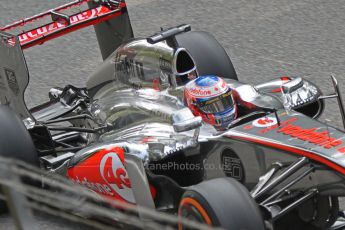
left=227, top=134, right=345, bottom=175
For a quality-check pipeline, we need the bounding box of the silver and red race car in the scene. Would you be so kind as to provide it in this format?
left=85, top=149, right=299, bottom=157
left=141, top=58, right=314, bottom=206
left=1, top=1, right=345, bottom=229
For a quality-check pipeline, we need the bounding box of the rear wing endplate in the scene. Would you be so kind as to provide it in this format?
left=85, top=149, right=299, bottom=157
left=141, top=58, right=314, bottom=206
left=0, top=33, right=32, bottom=119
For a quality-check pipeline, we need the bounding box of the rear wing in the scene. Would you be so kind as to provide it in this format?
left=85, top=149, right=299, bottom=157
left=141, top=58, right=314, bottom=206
left=0, top=0, right=133, bottom=119
left=1, top=0, right=133, bottom=59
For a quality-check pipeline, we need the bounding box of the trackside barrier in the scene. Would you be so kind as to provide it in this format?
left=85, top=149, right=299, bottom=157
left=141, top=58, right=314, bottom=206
left=0, top=157, right=220, bottom=230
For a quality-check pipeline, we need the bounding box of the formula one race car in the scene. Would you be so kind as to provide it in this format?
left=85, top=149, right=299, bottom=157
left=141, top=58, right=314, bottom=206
left=2, top=1, right=345, bottom=230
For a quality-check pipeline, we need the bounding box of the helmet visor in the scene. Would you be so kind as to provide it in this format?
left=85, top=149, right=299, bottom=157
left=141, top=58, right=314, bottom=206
left=197, top=90, right=234, bottom=114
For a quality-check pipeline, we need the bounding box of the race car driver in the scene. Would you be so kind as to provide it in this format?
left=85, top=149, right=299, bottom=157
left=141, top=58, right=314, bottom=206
left=183, top=75, right=258, bottom=130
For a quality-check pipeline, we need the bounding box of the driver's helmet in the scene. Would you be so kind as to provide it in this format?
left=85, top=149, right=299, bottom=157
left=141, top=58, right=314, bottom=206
left=184, top=75, right=237, bottom=130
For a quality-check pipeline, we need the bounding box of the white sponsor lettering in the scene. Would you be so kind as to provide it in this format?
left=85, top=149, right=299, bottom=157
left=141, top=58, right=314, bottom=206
left=100, top=152, right=135, bottom=203
left=78, top=13, right=86, bottom=21
left=18, top=6, right=108, bottom=44
left=18, top=34, right=28, bottom=42
left=71, top=176, right=114, bottom=196
left=36, top=27, right=47, bottom=35
left=27, top=31, right=37, bottom=39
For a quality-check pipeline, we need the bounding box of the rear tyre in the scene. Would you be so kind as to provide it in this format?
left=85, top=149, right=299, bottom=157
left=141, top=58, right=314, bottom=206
left=0, top=105, right=39, bottom=213
left=178, top=178, right=265, bottom=230
left=176, top=31, right=238, bottom=80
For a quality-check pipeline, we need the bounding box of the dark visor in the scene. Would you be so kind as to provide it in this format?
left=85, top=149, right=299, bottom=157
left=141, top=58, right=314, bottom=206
left=197, top=90, right=234, bottom=114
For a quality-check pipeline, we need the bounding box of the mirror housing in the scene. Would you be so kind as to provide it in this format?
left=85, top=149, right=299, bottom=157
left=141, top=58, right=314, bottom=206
left=281, top=78, right=322, bottom=108
left=281, top=77, right=304, bottom=94
left=172, top=108, right=202, bottom=132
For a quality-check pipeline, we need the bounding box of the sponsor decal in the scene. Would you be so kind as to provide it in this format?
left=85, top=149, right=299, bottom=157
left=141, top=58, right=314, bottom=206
left=258, top=117, right=298, bottom=134
left=277, top=124, right=342, bottom=149
left=118, top=57, right=145, bottom=81
left=188, top=76, right=228, bottom=98
left=221, top=149, right=244, bottom=182
left=252, top=116, right=277, bottom=128
left=100, top=152, right=134, bottom=203
left=337, top=146, right=345, bottom=154
left=189, top=87, right=212, bottom=96
left=13, top=5, right=112, bottom=46
left=68, top=147, right=135, bottom=203
left=4, top=68, right=19, bottom=95
left=70, top=176, right=114, bottom=196
left=254, top=117, right=345, bottom=155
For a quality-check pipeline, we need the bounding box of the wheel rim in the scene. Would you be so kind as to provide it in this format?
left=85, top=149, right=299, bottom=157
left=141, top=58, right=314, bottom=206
left=178, top=197, right=213, bottom=229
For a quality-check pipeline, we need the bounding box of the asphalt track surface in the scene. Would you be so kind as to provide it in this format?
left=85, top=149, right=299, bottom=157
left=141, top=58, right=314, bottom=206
left=1, top=0, right=345, bottom=229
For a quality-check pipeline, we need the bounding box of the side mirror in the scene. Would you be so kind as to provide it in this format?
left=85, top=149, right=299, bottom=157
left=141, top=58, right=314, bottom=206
left=281, top=77, right=304, bottom=94
left=281, top=77, right=321, bottom=110
left=172, top=108, right=202, bottom=132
